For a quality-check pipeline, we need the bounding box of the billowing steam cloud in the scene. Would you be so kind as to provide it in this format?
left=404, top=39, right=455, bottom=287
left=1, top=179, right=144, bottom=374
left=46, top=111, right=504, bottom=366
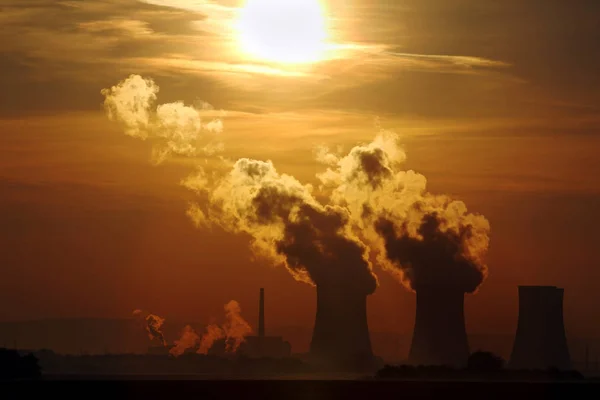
left=183, top=159, right=378, bottom=295
left=106, top=75, right=489, bottom=297
left=315, top=131, right=490, bottom=293
left=103, top=75, right=377, bottom=295
left=133, top=309, right=167, bottom=346
left=169, top=300, right=253, bottom=357
left=101, top=74, right=224, bottom=164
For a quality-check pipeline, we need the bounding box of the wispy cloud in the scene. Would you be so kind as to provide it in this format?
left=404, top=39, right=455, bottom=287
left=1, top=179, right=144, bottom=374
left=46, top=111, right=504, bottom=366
left=78, top=18, right=155, bottom=36
left=0, top=0, right=517, bottom=116
left=129, top=57, right=315, bottom=78
left=6, top=0, right=511, bottom=78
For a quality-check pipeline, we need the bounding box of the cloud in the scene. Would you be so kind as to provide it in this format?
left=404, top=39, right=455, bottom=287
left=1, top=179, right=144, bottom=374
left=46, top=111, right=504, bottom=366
left=0, top=0, right=525, bottom=120
left=78, top=18, right=155, bottom=36
left=129, top=57, right=315, bottom=78
left=1, top=0, right=511, bottom=83
left=379, top=52, right=510, bottom=73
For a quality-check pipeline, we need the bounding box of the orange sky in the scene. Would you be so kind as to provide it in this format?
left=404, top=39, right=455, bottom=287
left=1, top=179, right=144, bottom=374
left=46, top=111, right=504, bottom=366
left=1, top=0, right=600, bottom=340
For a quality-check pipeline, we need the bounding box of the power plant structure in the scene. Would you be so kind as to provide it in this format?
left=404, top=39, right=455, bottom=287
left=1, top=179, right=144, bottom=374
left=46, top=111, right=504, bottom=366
left=237, top=288, right=291, bottom=358
left=509, top=285, right=571, bottom=370
left=408, top=285, right=470, bottom=367
left=209, top=288, right=291, bottom=358
left=309, top=285, right=374, bottom=368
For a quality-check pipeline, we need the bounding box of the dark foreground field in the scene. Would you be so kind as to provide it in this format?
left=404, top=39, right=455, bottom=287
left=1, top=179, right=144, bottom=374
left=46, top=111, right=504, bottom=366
left=4, top=378, right=600, bottom=399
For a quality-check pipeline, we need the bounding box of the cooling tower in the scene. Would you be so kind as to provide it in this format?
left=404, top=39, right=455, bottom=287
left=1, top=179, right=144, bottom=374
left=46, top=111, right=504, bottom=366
left=309, top=285, right=373, bottom=368
left=409, top=285, right=470, bottom=367
left=509, top=286, right=571, bottom=370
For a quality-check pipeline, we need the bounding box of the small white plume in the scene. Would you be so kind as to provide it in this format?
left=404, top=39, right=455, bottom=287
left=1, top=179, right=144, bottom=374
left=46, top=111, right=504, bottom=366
left=101, top=74, right=224, bottom=164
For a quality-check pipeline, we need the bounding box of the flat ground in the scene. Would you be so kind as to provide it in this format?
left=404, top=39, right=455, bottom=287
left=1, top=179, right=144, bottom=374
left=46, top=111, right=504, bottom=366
left=4, top=378, right=600, bottom=399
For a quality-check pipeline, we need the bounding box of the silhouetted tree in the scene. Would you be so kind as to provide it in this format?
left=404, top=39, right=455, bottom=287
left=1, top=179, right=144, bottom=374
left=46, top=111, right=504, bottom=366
left=0, top=349, right=42, bottom=380
left=467, top=351, right=505, bottom=372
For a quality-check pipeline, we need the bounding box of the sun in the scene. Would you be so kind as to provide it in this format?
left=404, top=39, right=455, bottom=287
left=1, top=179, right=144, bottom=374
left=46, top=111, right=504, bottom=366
left=236, top=0, right=328, bottom=64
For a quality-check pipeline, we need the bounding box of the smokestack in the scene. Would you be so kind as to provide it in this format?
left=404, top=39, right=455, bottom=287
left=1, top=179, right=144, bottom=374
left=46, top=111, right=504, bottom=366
left=258, top=288, right=265, bottom=338
left=310, top=285, right=373, bottom=368
left=509, top=286, right=571, bottom=370
left=409, top=285, right=469, bottom=367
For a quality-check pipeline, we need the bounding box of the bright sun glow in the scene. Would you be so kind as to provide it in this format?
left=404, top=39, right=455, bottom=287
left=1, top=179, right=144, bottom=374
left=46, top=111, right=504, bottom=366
left=236, top=0, right=328, bottom=64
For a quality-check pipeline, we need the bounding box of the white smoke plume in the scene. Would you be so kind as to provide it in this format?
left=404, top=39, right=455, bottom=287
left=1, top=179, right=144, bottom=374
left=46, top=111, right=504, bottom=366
left=222, top=300, right=253, bottom=353
left=198, top=324, right=225, bottom=355
left=195, top=300, right=252, bottom=355
left=167, top=301, right=253, bottom=357
left=169, top=325, right=201, bottom=357
left=101, top=74, right=224, bottom=164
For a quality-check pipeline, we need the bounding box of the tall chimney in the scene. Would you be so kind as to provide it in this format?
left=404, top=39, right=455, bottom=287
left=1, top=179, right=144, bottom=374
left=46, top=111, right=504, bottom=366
left=409, top=285, right=470, bottom=367
left=309, top=285, right=373, bottom=369
left=258, top=288, right=265, bottom=338
left=509, top=286, right=571, bottom=370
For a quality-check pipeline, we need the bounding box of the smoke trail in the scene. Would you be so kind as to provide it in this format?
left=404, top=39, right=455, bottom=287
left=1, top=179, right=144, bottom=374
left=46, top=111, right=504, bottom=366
left=169, top=325, right=201, bottom=357
left=101, top=74, right=224, bottom=164
left=315, top=131, right=490, bottom=293
left=182, top=158, right=378, bottom=295
left=132, top=309, right=168, bottom=346
left=145, top=314, right=167, bottom=346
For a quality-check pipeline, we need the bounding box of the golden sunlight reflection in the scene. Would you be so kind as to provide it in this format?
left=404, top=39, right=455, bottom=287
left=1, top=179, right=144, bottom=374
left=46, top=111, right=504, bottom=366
left=236, top=0, right=328, bottom=64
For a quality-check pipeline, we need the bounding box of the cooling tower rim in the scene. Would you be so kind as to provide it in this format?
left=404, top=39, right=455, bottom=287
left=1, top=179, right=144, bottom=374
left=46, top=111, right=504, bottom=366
left=518, top=285, right=563, bottom=290
left=413, top=284, right=469, bottom=293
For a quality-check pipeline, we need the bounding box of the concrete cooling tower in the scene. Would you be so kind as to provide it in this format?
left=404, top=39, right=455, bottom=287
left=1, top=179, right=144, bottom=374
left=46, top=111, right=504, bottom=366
left=409, top=285, right=470, bottom=367
left=309, top=285, right=373, bottom=369
left=509, top=286, right=571, bottom=370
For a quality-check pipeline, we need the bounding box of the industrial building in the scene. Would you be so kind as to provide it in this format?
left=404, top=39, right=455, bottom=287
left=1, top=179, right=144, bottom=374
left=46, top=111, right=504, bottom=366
left=510, top=285, right=571, bottom=370
left=210, top=288, right=291, bottom=358
left=237, top=288, right=291, bottom=358
left=408, top=285, right=470, bottom=367
left=147, top=344, right=174, bottom=355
